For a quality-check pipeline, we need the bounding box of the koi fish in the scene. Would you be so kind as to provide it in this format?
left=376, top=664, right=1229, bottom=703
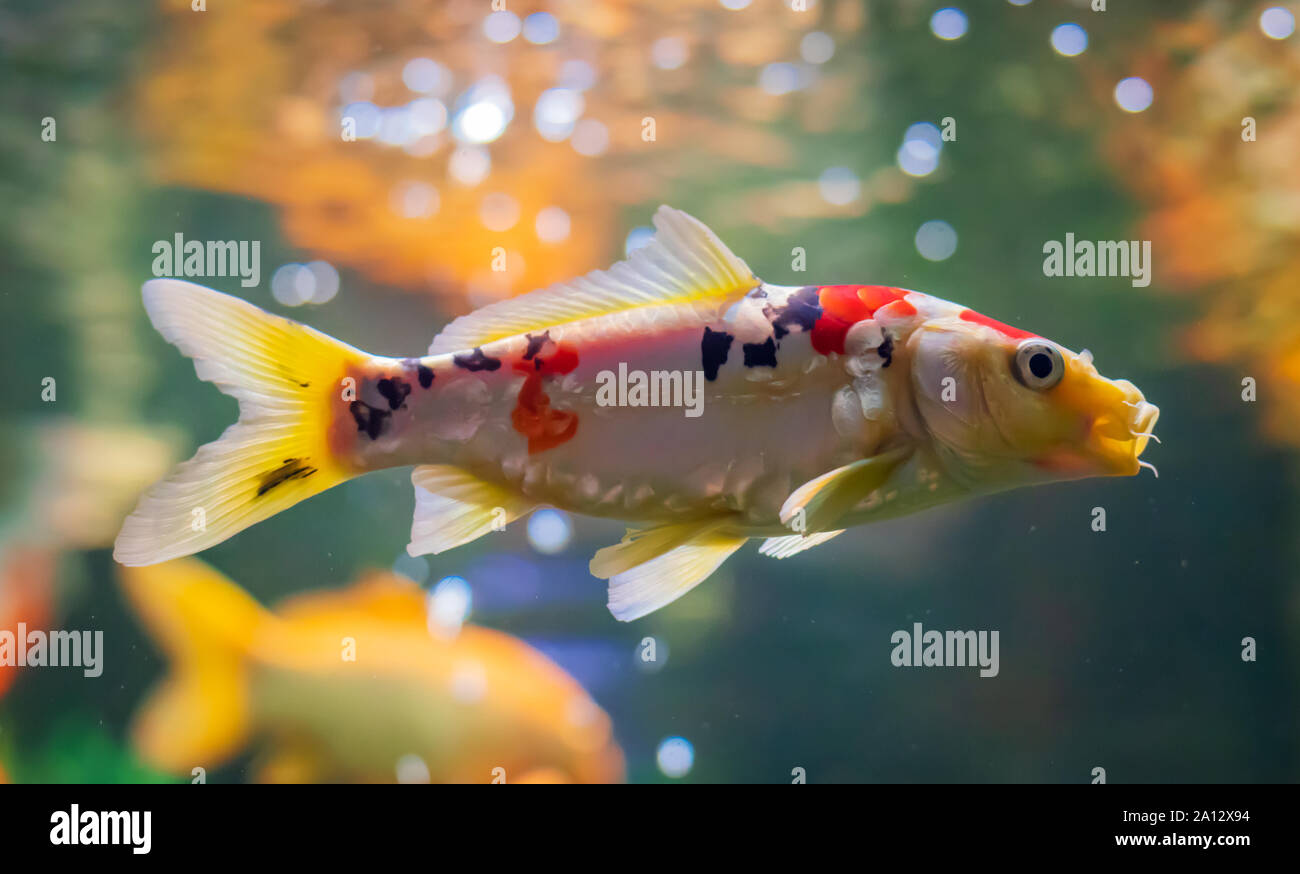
left=115, top=207, right=1159, bottom=621
left=119, top=558, right=624, bottom=783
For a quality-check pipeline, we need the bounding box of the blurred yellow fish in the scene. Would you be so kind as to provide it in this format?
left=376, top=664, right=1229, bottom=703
left=119, top=559, right=624, bottom=783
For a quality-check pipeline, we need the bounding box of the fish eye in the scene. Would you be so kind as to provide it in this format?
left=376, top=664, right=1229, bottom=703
left=1014, top=340, right=1064, bottom=390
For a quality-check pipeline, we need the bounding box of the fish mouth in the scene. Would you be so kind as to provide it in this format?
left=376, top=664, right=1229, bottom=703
left=1087, top=384, right=1160, bottom=477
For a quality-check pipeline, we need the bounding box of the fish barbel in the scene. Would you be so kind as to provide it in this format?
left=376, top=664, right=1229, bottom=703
left=115, top=207, right=1159, bottom=620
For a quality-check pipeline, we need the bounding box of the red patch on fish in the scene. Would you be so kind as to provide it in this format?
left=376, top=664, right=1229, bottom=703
left=959, top=309, right=1037, bottom=340
left=511, top=343, right=580, bottom=453
left=811, top=286, right=913, bottom=355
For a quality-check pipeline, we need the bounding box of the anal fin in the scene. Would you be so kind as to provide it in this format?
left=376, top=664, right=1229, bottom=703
left=590, top=519, right=747, bottom=622
left=408, top=465, right=535, bottom=556
left=758, top=529, right=844, bottom=559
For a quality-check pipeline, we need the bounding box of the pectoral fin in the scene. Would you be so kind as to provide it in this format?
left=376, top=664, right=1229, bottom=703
left=590, top=519, right=747, bottom=621
left=778, top=447, right=912, bottom=533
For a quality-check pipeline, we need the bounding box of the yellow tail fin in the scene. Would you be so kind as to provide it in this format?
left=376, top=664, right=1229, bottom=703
left=114, top=279, right=366, bottom=566
left=118, top=558, right=270, bottom=773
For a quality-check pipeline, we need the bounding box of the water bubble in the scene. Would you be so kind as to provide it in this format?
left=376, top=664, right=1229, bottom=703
left=408, top=99, right=448, bottom=136
left=523, top=12, right=560, bottom=45
left=759, top=62, right=802, bottom=96
left=527, top=508, right=572, bottom=554
left=450, top=660, right=487, bottom=702
left=340, top=102, right=380, bottom=139
left=391, top=180, right=439, bottom=219
left=449, top=146, right=491, bottom=186
left=403, top=58, right=450, bottom=96
left=898, top=122, right=942, bottom=177
left=1050, top=23, right=1088, bottom=57
left=454, top=101, right=507, bottom=144
left=534, top=88, right=585, bottom=141
left=915, top=220, right=958, bottom=261
left=1113, top=76, right=1154, bottom=113
left=271, top=263, right=310, bottom=306
left=395, top=754, right=431, bottom=784
left=651, top=37, right=689, bottom=71
left=656, top=737, right=695, bottom=778
left=800, top=31, right=835, bottom=65
left=571, top=119, right=609, bottom=156
left=535, top=206, right=572, bottom=244
left=930, top=8, right=968, bottom=41
left=558, top=60, right=597, bottom=92
left=1260, top=7, right=1295, bottom=39
left=304, top=261, right=340, bottom=304
left=428, top=575, right=472, bottom=635
left=818, top=166, right=861, bottom=206
left=483, top=11, right=521, bottom=44
left=480, top=192, right=521, bottom=231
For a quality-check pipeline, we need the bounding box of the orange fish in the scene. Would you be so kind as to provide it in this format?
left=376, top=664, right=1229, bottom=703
left=0, top=548, right=55, bottom=700
left=119, top=558, right=624, bottom=783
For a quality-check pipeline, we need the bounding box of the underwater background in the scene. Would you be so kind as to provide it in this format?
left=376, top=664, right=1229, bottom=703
left=1, top=0, right=1297, bottom=783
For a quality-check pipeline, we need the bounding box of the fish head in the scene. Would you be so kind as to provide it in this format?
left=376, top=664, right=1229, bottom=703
left=907, top=309, right=1159, bottom=489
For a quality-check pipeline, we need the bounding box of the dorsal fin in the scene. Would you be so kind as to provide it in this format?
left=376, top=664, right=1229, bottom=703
left=429, top=206, right=757, bottom=354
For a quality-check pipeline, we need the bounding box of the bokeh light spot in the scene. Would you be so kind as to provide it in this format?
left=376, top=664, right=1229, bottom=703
left=915, top=220, right=958, bottom=261
left=930, top=8, right=968, bottom=41
left=1050, top=23, right=1088, bottom=57
left=527, top=508, right=572, bottom=554
left=1260, top=7, right=1295, bottom=39
left=1113, top=76, right=1154, bottom=113
left=535, top=206, right=571, bottom=244
left=818, top=166, right=861, bottom=206
left=656, top=737, right=695, bottom=778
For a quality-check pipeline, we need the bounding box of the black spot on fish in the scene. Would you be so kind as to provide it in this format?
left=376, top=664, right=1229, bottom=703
left=298, top=381, right=311, bottom=388
left=701, top=328, right=734, bottom=382
left=257, top=457, right=318, bottom=497
left=522, top=331, right=551, bottom=361
left=401, top=358, right=436, bottom=389
left=377, top=377, right=411, bottom=410
left=877, top=332, right=894, bottom=368
left=453, top=347, right=502, bottom=372
left=743, top=337, right=778, bottom=368
left=349, top=401, right=390, bottom=440
left=767, top=286, right=823, bottom=341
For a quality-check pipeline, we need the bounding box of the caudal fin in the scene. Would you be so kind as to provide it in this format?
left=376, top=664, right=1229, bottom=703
left=114, top=279, right=365, bottom=566
left=118, top=558, right=270, bottom=773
